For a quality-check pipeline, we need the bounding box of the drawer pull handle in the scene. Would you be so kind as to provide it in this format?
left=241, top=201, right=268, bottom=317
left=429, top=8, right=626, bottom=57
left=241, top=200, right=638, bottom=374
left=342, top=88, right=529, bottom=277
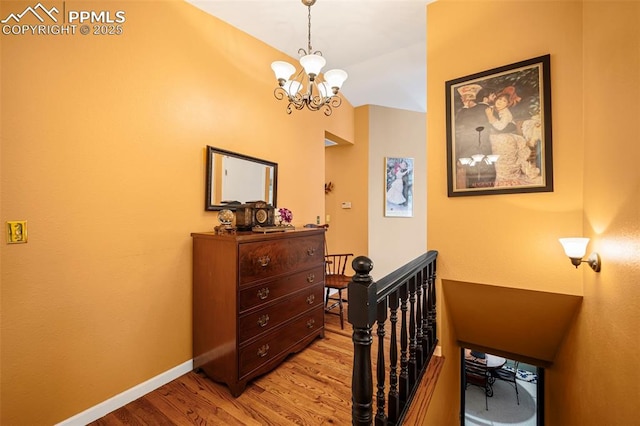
left=307, top=273, right=315, bottom=283
left=257, top=314, right=270, bottom=327
left=306, top=319, right=315, bottom=329
left=306, top=294, right=315, bottom=304
left=257, top=287, right=270, bottom=300
left=307, top=247, right=316, bottom=256
left=257, top=255, right=270, bottom=267
left=257, top=344, right=270, bottom=358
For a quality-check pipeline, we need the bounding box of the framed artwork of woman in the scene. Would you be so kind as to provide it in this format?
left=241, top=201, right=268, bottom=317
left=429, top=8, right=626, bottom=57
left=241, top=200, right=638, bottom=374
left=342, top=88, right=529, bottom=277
left=445, top=55, right=553, bottom=197
left=385, top=157, right=414, bottom=217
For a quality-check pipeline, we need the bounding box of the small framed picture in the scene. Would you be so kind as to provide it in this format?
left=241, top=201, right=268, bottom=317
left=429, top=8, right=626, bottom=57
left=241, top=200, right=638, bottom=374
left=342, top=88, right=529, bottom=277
left=385, top=157, right=414, bottom=217
left=446, top=55, right=553, bottom=197
left=6, top=221, right=27, bottom=244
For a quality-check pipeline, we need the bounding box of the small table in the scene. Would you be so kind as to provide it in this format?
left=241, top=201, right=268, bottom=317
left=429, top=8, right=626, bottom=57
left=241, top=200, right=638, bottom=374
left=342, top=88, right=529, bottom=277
left=465, top=350, right=506, bottom=368
left=485, top=354, right=506, bottom=370
left=465, top=350, right=508, bottom=392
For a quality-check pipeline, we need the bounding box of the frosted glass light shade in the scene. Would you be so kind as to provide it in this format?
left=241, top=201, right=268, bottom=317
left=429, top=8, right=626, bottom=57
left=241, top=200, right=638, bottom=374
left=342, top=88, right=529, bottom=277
left=559, top=238, right=589, bottom=258
left=299, top=54, right=326, bottom=77
left=271, top=61, right=296, bottom=81
left=324, top=69, right=348, bottom=89
left=318, top=82, right=331, bottom=99
left=471, top=154, right=485, bottom=163
left=284, top=80, right=302, bottom=97
left=487, top=154, right=500, bottom=164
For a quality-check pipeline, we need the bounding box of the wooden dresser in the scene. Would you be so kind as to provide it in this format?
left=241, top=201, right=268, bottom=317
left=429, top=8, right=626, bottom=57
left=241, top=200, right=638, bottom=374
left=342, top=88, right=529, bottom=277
left=191, top=228, right=325, bottom=396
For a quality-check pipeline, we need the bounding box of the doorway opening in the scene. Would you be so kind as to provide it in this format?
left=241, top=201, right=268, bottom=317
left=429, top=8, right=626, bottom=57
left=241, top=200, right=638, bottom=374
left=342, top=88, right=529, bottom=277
left=460, top=347, right=545, bottom=426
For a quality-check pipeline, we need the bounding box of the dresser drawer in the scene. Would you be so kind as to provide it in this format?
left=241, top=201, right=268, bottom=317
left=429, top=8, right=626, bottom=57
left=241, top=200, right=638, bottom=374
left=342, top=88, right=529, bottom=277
left=238, top=234, right=324, bottom=285
left=238, top=265, right=324, bottom=312
left=238, top=283, right=323, bottom=343
left=238, top=306, right=324, bottom=378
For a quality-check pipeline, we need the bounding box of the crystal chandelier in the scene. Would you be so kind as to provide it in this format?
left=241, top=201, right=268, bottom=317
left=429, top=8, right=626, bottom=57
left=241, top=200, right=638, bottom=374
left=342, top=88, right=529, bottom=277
left=271, top=0, right=348, bottom=116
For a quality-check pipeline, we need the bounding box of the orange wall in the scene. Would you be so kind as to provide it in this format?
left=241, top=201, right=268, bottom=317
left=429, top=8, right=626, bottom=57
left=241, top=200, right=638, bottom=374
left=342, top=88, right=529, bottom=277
left=426, top=1, right=640, bottom=424
left=0, top=1, right=354, bottom=424
left=324, top=106, right=369, bottom=273
left=549, top=3, right=640, bottom=425
left=428, top=1, right=584, bottom=295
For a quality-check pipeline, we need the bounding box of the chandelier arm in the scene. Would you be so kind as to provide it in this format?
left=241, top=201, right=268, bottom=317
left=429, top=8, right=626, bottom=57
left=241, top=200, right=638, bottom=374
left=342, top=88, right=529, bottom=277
left=274, top=87, right=289, bottom=101
left=291, top=92, right=306, bottom=107
left=308, top=95, right=324, bottom=111
left=328, top=95, right=342, bottom=109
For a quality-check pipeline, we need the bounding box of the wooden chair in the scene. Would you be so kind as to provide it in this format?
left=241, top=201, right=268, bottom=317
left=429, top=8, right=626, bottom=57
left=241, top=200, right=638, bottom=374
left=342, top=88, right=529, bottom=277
left=490, top=360, right=520, bottom=405
left=324, top=253, right=353, bottom=329
left=464, top=356, right=492, bottom=410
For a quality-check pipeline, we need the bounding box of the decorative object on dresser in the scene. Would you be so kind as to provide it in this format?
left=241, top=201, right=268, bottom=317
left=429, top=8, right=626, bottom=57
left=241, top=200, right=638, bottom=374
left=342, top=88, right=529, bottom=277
left=275, top=207, right=293, bottom=225
left=251, top=206, right=294, bottom=233
left=214, top=209, right=236, bottom=235
left=235, top=201, right=276, bottom=231
left=191, top=228, right=326, bottom=397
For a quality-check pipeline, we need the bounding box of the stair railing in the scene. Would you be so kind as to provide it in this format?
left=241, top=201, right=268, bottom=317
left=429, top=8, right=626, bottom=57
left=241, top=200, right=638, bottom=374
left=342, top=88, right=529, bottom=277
left=348, top=251, right=438, bottom=425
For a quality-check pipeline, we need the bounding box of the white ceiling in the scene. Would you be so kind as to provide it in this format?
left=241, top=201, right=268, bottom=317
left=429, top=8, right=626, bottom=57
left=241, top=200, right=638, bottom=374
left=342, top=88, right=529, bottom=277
left=185, top=0, right=432, bottom=113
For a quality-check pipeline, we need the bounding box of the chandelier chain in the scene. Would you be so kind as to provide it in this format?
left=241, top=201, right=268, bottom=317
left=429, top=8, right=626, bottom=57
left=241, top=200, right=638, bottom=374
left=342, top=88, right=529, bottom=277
left=307, top=4, right=313, bottom=54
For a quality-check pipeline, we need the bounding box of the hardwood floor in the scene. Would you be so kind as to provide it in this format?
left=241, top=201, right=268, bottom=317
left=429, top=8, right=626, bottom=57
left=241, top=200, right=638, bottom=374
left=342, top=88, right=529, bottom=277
left=89, top=308, right=442, bottom=425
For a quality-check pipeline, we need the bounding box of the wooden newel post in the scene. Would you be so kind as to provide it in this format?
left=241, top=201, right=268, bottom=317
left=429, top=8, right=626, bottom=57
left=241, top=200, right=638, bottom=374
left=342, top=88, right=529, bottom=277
left=348, top=256, right=376, bottom=426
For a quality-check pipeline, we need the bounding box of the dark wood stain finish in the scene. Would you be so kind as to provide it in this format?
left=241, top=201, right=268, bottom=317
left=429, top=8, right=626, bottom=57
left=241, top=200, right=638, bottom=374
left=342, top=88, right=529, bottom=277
left=191, top=229, right=326, bottom=397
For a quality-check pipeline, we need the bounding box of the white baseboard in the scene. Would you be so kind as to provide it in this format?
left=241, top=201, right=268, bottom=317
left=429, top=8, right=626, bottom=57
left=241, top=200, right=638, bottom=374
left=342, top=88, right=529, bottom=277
left=56, top=359, right=193, bottom=426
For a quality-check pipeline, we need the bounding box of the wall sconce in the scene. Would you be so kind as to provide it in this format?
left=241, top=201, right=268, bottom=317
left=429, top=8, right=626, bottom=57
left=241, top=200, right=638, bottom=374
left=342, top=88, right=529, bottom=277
left=559, top=238, right=601, bottom=272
